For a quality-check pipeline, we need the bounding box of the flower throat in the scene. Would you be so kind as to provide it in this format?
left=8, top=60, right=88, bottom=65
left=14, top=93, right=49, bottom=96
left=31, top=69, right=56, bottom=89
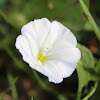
left=37, top=52, right=48, bottom=63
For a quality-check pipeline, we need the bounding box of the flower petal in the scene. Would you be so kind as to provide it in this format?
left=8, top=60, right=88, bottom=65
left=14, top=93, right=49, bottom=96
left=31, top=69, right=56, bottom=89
left=49, top=48, right=81, bottom=64
left=21, top=18, right=51, bottom=55
left=61, top=29, right=77, bottom=47
left=39, top=60, right=77, bottom=83
left=42, top=61, right=63, bottom=83
left=34, top=18, right=51, bottom=49
left=15, top=35, right=39, bottom=65
left=15, top=35, right=34, bottom=60
left=55, top=61, right=77, bottom=78
left=15, top=35, right=50, bottom=76
left=21, top=22, right=39, bottom=57
left=42, top=21, right=77, bottom=52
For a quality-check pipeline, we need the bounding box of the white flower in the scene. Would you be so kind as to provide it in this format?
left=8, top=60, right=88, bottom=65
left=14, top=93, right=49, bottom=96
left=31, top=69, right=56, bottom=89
left=15, top=18, right=81, bottom=84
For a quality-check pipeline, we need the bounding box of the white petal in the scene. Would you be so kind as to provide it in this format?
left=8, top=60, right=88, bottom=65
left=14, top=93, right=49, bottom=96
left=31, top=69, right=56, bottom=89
left=55, top=61, right=77, bottom=78
left=15, top=35, right=38, bottom=65
left=42, top=61, right=63, bottom=83
left=21, top=22, right=39, bottom=57
left=15, top=35, right=33, bottom=60
left=29, top=60, right=63, bottom=84
left=61, top=29, right=77, bottom=47
left=34, top=18, right=51, bottom=49
left=41, top=21, right=77, bottom=52
left=37, top=60, right=77, bottom=83
left=15, top=35, right=49, bottom=76
left=21, top=21, right=37, bottom=39
left=49, top=48, right=81, bottom=64
left=21, top=18, right=51, bottom=55
left=41, top=21, right=66, bottom=50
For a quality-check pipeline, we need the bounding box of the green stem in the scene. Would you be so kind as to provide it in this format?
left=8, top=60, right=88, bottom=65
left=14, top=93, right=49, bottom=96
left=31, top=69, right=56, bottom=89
left=79, top=0, right=100, bottom=41
left=33, top=70, right=47, bottom=89
left=82, top=82, right=98, bottom=100
left=0, top=78, right=18, bottom=100
left=7, top=71, right=18, bottom=100
left=76, top=86, right=82, bottom=100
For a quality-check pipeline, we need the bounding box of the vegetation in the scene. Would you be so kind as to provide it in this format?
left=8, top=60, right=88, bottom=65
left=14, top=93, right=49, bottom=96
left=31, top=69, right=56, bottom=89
left=0, top=0, right=100, bottom=100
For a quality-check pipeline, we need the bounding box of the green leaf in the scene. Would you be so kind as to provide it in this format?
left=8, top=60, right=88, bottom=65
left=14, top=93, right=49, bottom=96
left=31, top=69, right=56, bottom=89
left=76, top=44, right=94, bottom=93
left=77, top=44, right=95, bottom=69
left=77, top=44, right=100, bottom=97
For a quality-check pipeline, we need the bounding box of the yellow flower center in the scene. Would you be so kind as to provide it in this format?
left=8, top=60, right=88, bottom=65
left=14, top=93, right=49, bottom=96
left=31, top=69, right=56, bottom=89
left=37, top=52, right=48, bottom=63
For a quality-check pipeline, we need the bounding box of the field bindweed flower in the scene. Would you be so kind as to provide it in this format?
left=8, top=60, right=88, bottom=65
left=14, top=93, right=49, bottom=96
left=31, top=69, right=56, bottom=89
left=15, top=18, right=81, bottom=84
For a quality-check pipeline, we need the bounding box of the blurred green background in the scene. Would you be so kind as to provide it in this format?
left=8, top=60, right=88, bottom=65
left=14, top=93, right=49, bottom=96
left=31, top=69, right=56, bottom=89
left=0, top=0, right=100, bottom=100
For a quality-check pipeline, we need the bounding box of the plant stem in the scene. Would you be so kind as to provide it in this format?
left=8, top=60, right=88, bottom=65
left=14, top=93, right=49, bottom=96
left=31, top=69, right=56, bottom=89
left=82, top=82, right=98, bottom=100
left=79, top=0, right=100, bottom=41
left=0, top=78, right=18, bottom=100
left=7, top=71, right=18, bottom=100
left=33, top=70, right=47, bottom=89
left=76, top=86, right=82, bottom=100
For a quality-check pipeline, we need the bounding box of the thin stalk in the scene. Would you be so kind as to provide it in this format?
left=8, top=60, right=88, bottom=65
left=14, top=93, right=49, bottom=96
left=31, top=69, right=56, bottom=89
left=7, top=71, right=18, bottom=100
left=82, top=82, right=98, bottom=100
left=79, top=0, right=100, bottom=41
left=76, top=86, right=82, bottom=100
left=0, top=78, right=18, bottom=100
